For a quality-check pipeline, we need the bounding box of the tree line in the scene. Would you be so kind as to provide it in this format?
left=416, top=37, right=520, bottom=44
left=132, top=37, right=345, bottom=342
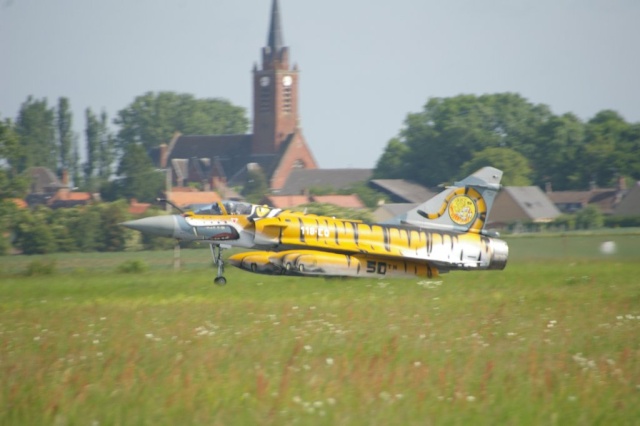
left=2, top=91, right=640, bottom=255
left=0, top=92, right=249, bottom=255
left=4, top=201, right=175, bottom=256
left=4, top=91, right=639, bottom=201
left=374, top=93, right=640, bottom=189
left=0, top=92, right=249, bottom=202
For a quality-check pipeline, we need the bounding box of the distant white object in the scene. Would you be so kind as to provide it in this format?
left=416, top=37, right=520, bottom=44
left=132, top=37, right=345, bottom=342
left=600, top=241, right=617, bottom=255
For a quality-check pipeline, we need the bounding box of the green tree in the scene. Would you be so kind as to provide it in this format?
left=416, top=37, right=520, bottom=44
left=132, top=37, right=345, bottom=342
left=71, top=205, right=102, bottom=252
left=84, top=108, right=100, bottom=189
left=0, top=120, right=28, bottom=200
left=375, top=93, right=552, bottom=187
left=98, top=111, right=115, bottom=182
left=373, top=138, right=410, bottom=179
left=460, top=147, right=532, bottom=186
left=0, top=118, right=22, bottom=171
left=14, top=206, right=57, bottom=254
left=294, top=203, right=374, bottom=223
left=242, top=168, right=268, bottom=204
left=621, top=123, right=640, bottom=180
left=0, top=199, right=19, bottom=255
left=534, top=113, right=585, bottom=190
left=15, top=96, right=56, bottom=172
left=57, top=97, right=74, bottom=174
left=115, top=143, right=165, bottom=202
left=114, top=92, right=249, bottom=152
left=50, top=208, right=78, bottom=253
left=375, top=93, right=640, bottom=191
left=99, top=201, right=129, bottom=251
left=575, top=205, right=604, bottom=230
left=71, top=134, right=82, bottom=188
left=578, top=111, right=629, bottom=187
left=338, top=182, right=388, bottom=208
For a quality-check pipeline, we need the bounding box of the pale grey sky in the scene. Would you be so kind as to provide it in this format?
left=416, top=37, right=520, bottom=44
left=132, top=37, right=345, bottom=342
left=2, top=0, right=639, bottom=168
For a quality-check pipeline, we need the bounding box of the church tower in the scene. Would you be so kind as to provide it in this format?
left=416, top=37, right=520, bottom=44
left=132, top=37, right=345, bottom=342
left=252, top=0, right=300, bottom=155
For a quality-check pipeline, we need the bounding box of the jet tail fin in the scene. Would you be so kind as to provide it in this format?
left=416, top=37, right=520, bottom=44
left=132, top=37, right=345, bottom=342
left=383, top=167, right=503, bottom=235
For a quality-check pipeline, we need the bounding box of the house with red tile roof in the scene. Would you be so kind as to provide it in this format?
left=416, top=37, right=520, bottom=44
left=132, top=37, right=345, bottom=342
left=24, top=167, right=93, bottom=209
left=127, top=199, right=152, bottom=215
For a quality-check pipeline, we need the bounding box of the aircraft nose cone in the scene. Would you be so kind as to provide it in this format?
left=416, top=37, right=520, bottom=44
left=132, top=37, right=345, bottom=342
left=120, top=215, right=177, bottom=238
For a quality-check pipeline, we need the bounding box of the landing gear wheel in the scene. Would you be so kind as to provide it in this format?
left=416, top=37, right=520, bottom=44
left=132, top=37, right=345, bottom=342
left=210, top=244, right=227, bottom=285
left=298, top=264, right=305, bottom=273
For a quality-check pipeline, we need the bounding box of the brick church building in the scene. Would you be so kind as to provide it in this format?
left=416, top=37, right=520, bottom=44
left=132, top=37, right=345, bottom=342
left=156, top=0, right=317, bottom=194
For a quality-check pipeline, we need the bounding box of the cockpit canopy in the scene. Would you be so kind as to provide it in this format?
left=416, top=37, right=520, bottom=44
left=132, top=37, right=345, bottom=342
left=192, top=200, right=254, bottom=216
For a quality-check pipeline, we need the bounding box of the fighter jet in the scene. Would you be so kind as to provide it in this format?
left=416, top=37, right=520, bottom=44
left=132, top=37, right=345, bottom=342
left=121, top=167, right=508, bottom=285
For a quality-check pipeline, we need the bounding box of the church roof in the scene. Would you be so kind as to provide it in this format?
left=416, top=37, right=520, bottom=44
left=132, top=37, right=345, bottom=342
left=167, top=134, right=254, bottom=183
left=168, top=134, right=252, bottom=160
left=166, top=131, right=310, bottom=191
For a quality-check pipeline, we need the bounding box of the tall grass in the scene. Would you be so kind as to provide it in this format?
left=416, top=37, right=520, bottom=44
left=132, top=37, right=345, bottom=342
left=1, top=236, right=639, bottom=424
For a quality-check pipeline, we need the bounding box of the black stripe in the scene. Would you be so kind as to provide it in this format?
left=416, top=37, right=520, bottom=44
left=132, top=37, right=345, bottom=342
left=298, top=218, right=305, bottom=242
left=351, top=222, right=359, bottom=246
left=382, top=226, right=390, bottom=252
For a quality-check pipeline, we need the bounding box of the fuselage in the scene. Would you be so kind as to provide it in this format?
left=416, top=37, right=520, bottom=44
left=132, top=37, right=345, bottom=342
left=123, top=201, right=508, bottom=279
left=122, top=167, right=509, bottom=283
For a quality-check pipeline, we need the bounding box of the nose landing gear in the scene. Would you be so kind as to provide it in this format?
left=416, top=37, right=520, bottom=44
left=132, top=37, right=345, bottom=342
left=210, top=244, right=228, bottom=286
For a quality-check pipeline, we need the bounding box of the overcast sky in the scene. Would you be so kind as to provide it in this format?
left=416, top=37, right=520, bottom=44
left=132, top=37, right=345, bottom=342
left=2, top=0, right=639, bottom=169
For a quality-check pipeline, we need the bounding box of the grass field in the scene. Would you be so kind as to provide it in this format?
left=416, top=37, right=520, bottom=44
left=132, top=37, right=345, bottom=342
left=1, top=234, right=639, bottom=425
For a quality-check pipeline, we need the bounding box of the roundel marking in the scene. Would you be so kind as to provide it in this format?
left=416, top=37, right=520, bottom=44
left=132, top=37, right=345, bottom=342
left=448, top=195, right=477, bottom=226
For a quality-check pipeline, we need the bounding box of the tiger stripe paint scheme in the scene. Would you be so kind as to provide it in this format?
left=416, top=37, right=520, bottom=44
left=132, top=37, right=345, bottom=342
left=247, top=214, right=505, bottom=273
left=121, top=167, right=508, bottom=283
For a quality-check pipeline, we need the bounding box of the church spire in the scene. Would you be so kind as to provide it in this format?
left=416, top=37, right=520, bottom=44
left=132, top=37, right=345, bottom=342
left=267, top=0, right=284, bottom=52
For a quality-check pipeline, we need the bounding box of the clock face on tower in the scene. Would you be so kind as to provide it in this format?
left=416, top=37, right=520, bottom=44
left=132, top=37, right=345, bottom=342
left=260, top=76, right=270, bottom=87
left=282, top=75, right=292, bottom=87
